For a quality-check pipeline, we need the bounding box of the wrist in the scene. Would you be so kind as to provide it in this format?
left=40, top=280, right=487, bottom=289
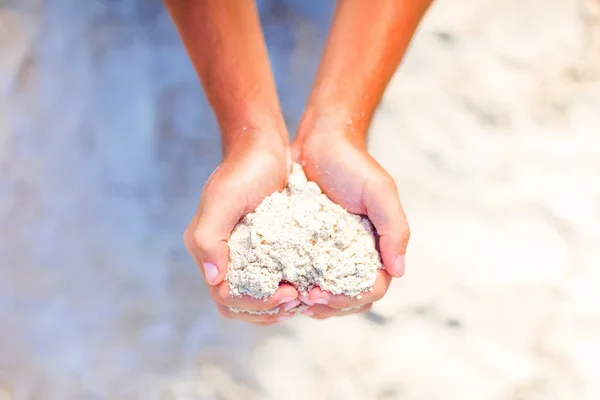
left=221, top=117, right=288, bottom=160
left=297, top=104, right=371, bottom=150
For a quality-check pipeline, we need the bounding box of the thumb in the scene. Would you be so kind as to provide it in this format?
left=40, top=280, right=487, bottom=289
left=186, top=182, right=247, bottom=286
left=363, top=176, right=411, bottom=278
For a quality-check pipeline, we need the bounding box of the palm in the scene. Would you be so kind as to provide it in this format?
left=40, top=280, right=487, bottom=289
left=201, top=147, right=288, bottom=218
left=298, top=134, right=382, bottom=215
left=291, top=132, right=409, bottom=317
left=185, top=142, right=301, bottom=325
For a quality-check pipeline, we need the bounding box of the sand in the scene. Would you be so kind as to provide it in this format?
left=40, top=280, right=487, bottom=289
left=226, top=162, right=382, bottom=301
left=2, top=0, right=600, bottom=399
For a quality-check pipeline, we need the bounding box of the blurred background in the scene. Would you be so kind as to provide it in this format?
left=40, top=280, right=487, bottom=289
left=1, top=0, right=599, bottom=399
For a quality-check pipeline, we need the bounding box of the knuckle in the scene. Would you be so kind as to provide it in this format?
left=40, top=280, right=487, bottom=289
left=183, top=229, right=194, bottom=252
left=192, top=229, right=210, bottom=253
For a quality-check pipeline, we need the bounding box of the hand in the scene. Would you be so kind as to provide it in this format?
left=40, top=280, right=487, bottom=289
left=184, top=132, right=301, bottom=325
left=292, top=117, right=410, bottom=319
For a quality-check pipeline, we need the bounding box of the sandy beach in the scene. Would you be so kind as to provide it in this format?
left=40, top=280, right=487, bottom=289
left=1, top=0, right=599, bottom=399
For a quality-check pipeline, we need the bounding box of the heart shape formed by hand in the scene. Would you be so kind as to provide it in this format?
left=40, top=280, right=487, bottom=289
left=227, top=163, right=382, bottom=300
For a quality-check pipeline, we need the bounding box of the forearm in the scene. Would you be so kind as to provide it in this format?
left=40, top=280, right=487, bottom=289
left=300, top=0, right=432, bottom=143
left=163, top=0, right=287, bottom=154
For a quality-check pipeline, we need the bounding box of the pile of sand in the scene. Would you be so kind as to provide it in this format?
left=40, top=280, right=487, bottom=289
left=226, top=163, right=383, bottom=301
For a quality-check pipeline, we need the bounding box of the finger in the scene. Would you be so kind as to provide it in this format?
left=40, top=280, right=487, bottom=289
left=216, top=301, right=299, bottom=324
left=184, top=167, right=248, bottom=286
left=305, top=270, right=391, bottom=310
left=210, top=282, right=300, bottom=311
left=231, top=300, right=302, bottom=319
left=303, top=303, right=373, bottom=319
left=216, top=304, right=277, bottom=324
left=352, top=269, right=392, bottom=305
left=184, top=239, right=222, bottom=288
left=304, top=286, right=349, bottom=309
left=363, top=174, right=411, bottom=278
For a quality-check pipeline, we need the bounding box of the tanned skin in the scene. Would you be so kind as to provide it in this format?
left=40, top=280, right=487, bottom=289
left=164, top=0, right=433, bottom=324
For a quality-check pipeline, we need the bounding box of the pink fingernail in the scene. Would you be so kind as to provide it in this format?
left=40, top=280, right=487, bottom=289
left=299, top=295, right=315, bottom=306
left=203, top=262, right=219, bottom=284
left=393, top=255, right=405, bottom=277
left=279, top=296, right=296, bottom=305
left=283, top=299, right=302, bottom=312
left=301, top=310, right=314, bottom=317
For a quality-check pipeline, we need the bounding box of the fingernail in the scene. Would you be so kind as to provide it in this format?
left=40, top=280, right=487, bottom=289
left=279, top=296, right=296, bottom=305
left=301, top=310, right=314, bottom=317
left=393, top=255, right=405, bottom=277
left=277, top=315, right=293, bottom=322
left=283, top=299, right=302, bottom=312
left=299, top=295, right=314, bottom=306
left=203, top=262, right=219, bottom=284
left=312, top=296, right=328, bottom=305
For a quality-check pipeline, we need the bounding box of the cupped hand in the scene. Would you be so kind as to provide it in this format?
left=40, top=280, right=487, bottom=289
left=292, top=118, right=410, bottom=319
left=184, top=133, right=300, bottom=325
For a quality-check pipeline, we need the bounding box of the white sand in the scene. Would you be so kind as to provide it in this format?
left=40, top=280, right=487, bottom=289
left=227, top=162, right=382, bottom=300
left=1, top=0, right=600, bottom=399
left=196, top=1, right=600, bottom=399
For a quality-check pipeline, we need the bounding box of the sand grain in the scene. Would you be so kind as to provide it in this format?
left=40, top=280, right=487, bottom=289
left=226, top=163, right=383, bottom=301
